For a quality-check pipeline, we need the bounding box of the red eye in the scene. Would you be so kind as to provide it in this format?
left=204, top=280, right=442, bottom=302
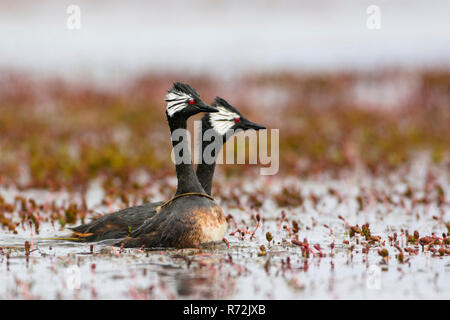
left=234, top=117, right=240, bottom=123
left=188, top=99, right=195, bottom=105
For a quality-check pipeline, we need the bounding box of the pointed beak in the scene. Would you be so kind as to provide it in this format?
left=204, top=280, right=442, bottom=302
left=197, top=101, right=219, bottom=113
left=242, top=118, right=266, bottom=131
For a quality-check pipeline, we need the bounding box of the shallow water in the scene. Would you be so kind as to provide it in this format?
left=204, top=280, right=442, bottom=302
left=0, top=161, right=449, bottom=299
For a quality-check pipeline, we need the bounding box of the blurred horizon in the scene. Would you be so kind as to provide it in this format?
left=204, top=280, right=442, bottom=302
left=1, top=0, right=450, bottom=86
left=0, top=1, right=449, bottom=190
left=1, top=1, right=450, bottom=301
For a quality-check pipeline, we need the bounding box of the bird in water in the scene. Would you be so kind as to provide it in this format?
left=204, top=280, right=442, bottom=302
left=116, top=83, right=225, bottom=249
left=69, top=94, right=265, bottom=243
left=196, top=96, right=265, bottom=195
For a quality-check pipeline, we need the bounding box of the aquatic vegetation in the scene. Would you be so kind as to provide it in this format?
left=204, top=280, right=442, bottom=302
left=0, top=70, right=449, bottom=191
left=0, top=70, right=449, bottom=299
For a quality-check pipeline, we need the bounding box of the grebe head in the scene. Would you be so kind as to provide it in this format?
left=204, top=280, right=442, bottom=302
left=207, top=97, right=266, bottom=136
left=165, top=82, right=217, bottom=118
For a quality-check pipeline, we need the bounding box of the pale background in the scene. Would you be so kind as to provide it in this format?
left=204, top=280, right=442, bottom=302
left=1, top=0, right=449, bottom=85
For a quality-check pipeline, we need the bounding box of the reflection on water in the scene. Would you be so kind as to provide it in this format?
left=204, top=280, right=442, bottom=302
left=0, top=158, right=449, bottom=299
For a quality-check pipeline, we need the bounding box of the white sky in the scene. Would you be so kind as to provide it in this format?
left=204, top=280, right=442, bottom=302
left=1, top=0, right=449, bottom=82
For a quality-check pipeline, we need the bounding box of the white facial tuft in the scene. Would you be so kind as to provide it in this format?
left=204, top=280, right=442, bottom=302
left=209, top=105, right=240, bottom=135
left=165, top=91, right=193, bottom=117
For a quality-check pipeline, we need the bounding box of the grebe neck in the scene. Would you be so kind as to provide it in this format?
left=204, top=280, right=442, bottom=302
left=168, top=114, right=205, bottom=195
left=195, top=117, right=224, bottom=196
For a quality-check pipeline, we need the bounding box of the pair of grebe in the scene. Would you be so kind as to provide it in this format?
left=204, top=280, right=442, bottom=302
left=70, top=82, right=265, bottom=248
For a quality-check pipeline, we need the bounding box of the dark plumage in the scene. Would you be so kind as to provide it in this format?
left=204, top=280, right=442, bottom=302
left=170, top=82, right=201, bottom=98
left=69, top=95, right=265, bottom=244
left=69, top=202, right=163, bottom=241
left=116, top=85, right=225, bottom=248
left=116, top=196, right=225, bottom=248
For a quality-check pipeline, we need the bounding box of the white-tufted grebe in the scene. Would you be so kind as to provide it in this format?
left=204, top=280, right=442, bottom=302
left=196, top=96, right=266, bottom=195
left=116, top=83, right=226, bottom=248
left=69, top=95, right=265, bottom=243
